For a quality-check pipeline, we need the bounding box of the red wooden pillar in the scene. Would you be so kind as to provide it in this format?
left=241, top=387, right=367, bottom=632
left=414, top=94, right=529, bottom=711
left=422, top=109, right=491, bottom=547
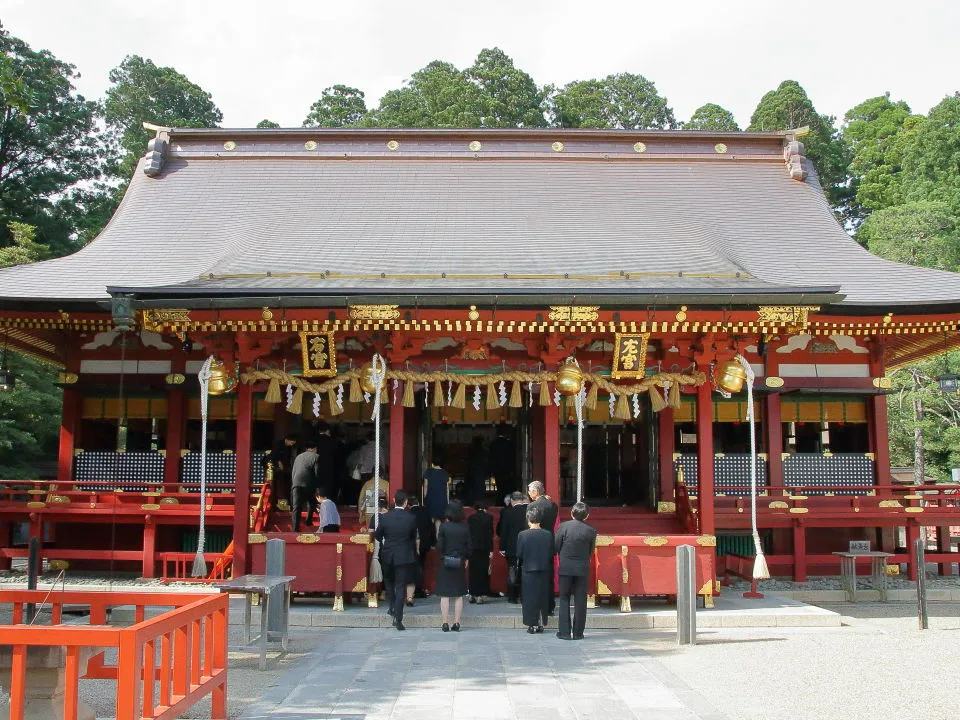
left=658, top=407, right=675, bottom=503
left=695, top=382, right=715, bottom=537
left=869, top=351, right=891, bottom=486
left=390, top=404, right=408, bottom=493
left=233, top=381, right=253, bottom=576
left=142, top=517, right=156, bottom=578
left=544, top=403, right=560, bottom=502
left=936, top=525, right=953, bottom=576
left=57, top=389, right=81, bottom=483
left=765, top=395, right=784, bottom=491
left=793, top=521, right=807, bottom=582
left=164, top=387, right=186, bottom=492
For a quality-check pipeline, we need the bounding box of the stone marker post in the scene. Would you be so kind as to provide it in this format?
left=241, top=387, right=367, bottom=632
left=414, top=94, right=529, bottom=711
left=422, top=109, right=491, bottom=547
left=265, top=538, right=286, bottom=634
left=915, top=537, right=928, bottom=630
left=676, top=544, right=696, bottom=645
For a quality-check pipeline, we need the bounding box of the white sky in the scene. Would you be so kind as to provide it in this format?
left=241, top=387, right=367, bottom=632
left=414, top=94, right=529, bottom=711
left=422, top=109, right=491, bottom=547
left=1, top=0, right=957, bottom=129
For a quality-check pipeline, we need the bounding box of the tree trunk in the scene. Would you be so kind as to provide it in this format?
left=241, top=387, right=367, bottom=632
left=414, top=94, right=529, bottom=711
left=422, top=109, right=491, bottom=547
left=913, top=370, right=924, bottom=485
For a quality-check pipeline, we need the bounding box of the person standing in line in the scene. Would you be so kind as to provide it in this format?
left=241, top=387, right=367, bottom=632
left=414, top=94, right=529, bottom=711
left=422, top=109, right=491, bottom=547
left=554, top=502, right=597, bottom=640
left=290, top=438, right=319, bottom=532
left=464, top=436, right=489, bottom=506
left=497, top=491, right=528, bottom=604
left=527, top=481, right=559, bottom=613
left=409, top=495, right=435, bottom=600
left=436, top=501, right=471, bottom=631
left=467, top=500, right=494, bottom=604
left=266, top=433, right=297, bottom=505
left=314, top=487, right=341, bottom=533
left=423, top=455, right=450, bottom=532
left=516, top=506, right=553, bottom=634
left=314, top=421, right=338, bottom=511
left=358, top=431, right=387, bottom=484
left=375, top=490, right=418, bottom=631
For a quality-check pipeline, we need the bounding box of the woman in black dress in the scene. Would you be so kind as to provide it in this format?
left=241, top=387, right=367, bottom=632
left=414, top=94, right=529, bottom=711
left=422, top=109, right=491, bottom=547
left=435, top=501, right=471, bottom=631
left=467, top=500, right=494, bottom=603
left=516, top=506, right=554, bottom=634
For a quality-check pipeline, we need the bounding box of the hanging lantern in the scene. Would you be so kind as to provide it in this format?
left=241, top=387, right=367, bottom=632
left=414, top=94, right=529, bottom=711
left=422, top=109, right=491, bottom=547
left=715, top=358, right=747, bottom=394
left=359, top=361, right=383, bottom=394
left=206, top=357, right=237, bottom=396
left=555, top=358, right=584, bottom=396
left=938, top=374, right=960, bottom=393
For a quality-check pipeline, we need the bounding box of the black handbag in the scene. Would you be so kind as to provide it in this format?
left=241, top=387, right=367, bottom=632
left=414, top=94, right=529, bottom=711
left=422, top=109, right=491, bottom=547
left=442, top=554, right=461, bottom=569
left=507, top=564, right=517, bottom=586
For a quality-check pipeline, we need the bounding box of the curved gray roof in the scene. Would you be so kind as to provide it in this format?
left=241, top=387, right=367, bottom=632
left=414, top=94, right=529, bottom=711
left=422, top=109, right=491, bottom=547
left=1, top=127, right=957, bottom=309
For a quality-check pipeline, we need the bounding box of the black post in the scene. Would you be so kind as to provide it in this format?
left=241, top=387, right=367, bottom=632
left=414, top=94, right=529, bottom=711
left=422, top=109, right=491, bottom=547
left=915, top=537, right=928, bottom=630
left=26, top=536, right=40, bottom=623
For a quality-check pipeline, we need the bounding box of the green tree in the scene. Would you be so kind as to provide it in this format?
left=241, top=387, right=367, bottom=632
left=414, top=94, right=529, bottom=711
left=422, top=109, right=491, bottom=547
left=0, top=349, right=62, bottom=478
left=842, top=93, right=919, bottom=214
left=858, top=201, right=959, bottom=270
left=0, top=222, right=46, bottom=268
left=748, top=80, right=851, bottom=216
left=465, top=48, right=546, bottom=128
left=256, top=119, right=280, bottom=128
left=303, top=85, right=367, bottom=127
left=104, top=55, right=223, bottom=177
left=684, top=103, right=739, bottom=131
left=900, top=93, right=960, bottom=211
left=553, top=73, right=676, bottom=129
left=0, top=26, right=103, bottom=257
left=368, top=61, right=480, bottom=127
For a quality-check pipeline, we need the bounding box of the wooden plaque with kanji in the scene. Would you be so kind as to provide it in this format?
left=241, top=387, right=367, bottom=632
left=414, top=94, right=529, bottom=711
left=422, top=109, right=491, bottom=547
left=300, top=331, right=338, bottom=377
left=611, top=333, right=649, bottom=379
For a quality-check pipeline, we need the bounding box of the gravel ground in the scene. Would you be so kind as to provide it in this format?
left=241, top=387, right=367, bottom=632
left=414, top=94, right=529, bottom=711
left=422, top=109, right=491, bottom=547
left=634, top=603, right=960, bottom=720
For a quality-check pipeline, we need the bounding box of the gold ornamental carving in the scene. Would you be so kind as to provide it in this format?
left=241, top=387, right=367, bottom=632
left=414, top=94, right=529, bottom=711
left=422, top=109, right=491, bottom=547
left=296, top=533, right=320, bottom=544
left=142, top=309, right=192, bottom=331
left=769, top=500, right=789, bottom=510
left=905, top=507, right=925, bottom=513
left=300, top=330, right=337, bottom=377
left=765, top=376, right=785, bottom=388
left=248, top=533, right=267, bottom=544
left=878, top=500, right=902, bottom=508
left=548, top=306, right=600, bottom=322
left=336, top=566, right=343, bottom=580
left=386, top=140, right=400, bottom=151
left=757, top=306, right=819, bottom=333
left=612, top=333, right=650, bottom=379
left=350, top=533, right=371, bottom=545
left=714, top=143, right=728, bottom=154
left=595, top=535, right=615, bottom=547
left=873, top=377, right=892, bottom=389
left=696, top=535, right=716, bottom=547
left=657, top=501, right=676, bottom=514
left=26, top=501, right=45, bottom=509
left=552, top=141, right=565, bottom=152
left=349, top=304, right=400, bottom=320
left=643, top=536, right=669, bottom=547
left=633, top=142, right=647, bottom=153
left=353, top=577, right=368, bottom=592
left=597, top=579, right=612, bottom=595
left=160, top=497, right=179, bottom=505
left=140, top=503, right=161, bottom=511
left=468, top=140, right=482, bottom=152
left=261, top=307, right=274, bottom=321
left=304, top=141, right=318, bottom=151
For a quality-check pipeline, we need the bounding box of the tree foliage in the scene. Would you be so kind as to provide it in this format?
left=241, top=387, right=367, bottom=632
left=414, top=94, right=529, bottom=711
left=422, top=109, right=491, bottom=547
left=0, top=26, right=103, bottom=257
left=900, top=93, right=960, bottom=211
left=858, top=201, right=960, bottom=270
left=684, top=103, right=739, bottom=131
left=0, top=350, right=62, bottom=478
left=464, top=48, right=546, bottom=128
left=0, top=222, right=46, bottom=268
left=553, top=73, right=676, bottom=129
left=104, top=55, right=222, bottom=176
left=369, top=61, right=481, bottom=128
left=256, top=119, right=280, bottom=128
left=303, top=85, right=367, bottom=127
left=748, top=80, right=851, bottom=217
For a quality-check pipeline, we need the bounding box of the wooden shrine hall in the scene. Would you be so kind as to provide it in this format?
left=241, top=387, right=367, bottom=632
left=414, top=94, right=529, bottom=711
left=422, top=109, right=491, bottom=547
left=2, top=126, right=960, bottom=606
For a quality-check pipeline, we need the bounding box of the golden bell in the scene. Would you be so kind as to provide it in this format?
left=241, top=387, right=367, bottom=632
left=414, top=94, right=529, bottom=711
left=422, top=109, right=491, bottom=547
left=359, top=362, right=383, bottom=394
left=715, top=359, right=747, bottom=394
left=207, top=357, right=236, bottom=396
left=555, top=359, right=584, bottom=396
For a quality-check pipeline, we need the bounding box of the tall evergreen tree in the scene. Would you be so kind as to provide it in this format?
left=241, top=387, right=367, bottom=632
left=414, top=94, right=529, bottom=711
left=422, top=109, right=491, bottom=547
left=553, top=73, right=676, bottom=129
left=684, top=103, right=739, bottom=131
left=303, top=85, right=367, bottom=127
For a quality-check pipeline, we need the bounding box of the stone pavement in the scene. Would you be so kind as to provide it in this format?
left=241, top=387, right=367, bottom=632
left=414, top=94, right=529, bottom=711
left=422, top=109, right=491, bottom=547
left=237, top=627, right=729, bottom=720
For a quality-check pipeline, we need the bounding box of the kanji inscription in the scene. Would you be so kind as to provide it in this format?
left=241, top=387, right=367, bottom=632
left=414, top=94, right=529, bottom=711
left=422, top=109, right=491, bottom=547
left=300, top=331, right=338, bottom=377
left=611, top=333, right=649, bottom=379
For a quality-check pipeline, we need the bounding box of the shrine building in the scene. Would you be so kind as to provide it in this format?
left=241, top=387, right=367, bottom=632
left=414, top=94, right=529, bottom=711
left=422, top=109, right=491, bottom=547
left=1, top=127, right=959, bottom=605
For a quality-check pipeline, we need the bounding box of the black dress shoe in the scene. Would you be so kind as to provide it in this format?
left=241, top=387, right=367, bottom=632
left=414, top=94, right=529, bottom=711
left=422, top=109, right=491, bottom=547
left=442, top=623, right=450, bottom=632
left=452, top=622, right=460, bottom=632
left=556, top=632, right=572, bottom=640
left=526, top=626, right=536, bottom=634
left=535, top=625, right=544, bottom=634
left=393, top=619, right=406, bottom=631
left=572, top=635, right=584, bottom=640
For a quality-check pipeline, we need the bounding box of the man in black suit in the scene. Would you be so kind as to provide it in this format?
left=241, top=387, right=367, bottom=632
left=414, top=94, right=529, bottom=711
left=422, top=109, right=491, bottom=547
left=527, top=481, right=558, bottom=612
left=554, top=502, right=598, bottom=640
left=314, top=422, right=338, bottom=508
left=497, top=491, right=528, bottom=603
left=375, top=489, right=418, bottom=630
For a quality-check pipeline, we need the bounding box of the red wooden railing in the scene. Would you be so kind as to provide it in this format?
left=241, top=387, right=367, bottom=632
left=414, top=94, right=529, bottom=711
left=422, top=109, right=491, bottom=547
left=0, top=590, right=227, bottom=720
left=159, top=552, right=232, bottom=583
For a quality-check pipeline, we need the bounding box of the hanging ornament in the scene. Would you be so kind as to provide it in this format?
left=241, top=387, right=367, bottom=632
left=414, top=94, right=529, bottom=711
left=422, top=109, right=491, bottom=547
left=359, top=361, right=383, bottom=394
left=424, top=379, right=430, bottom=407
left=553, top=389, right=561, bottom=407
left=608, top=393, right=616, bottom=418
left=392, top=379, right=399, bottom=405
left=447, top=380, right=453, bottom=406
left=498, top=380, right=507, bottom=406
left=555, top=357, right=584, bottom=396
left=363, top=391, right=371, bottom=403
left=205, top=357, right=237, bottom=396
left=336, top=383, right=344, bottom=410
left=473, top=385, right=482, bottom=411
left=312, top=392, right=321, bottom=417
left=715, top=358, right=747, bottom=394
left=528, top=381, right=534, bottom=407
left=632, top=393, right=641, bottom=419
left=285, top=384, right=294, bottom=409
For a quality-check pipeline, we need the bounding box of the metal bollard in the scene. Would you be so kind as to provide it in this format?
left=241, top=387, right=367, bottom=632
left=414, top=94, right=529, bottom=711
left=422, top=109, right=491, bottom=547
left=915, top=537, right=928, bottom=630
left=265, top=538, right=286, bottom=634
left=676, top=544, right=696, bottom=645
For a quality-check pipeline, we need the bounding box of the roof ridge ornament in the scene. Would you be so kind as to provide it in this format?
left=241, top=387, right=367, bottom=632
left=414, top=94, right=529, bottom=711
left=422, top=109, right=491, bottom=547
left=782, top=136, right=807, bottom=181
left=142, top=122, right=171, bottom=178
